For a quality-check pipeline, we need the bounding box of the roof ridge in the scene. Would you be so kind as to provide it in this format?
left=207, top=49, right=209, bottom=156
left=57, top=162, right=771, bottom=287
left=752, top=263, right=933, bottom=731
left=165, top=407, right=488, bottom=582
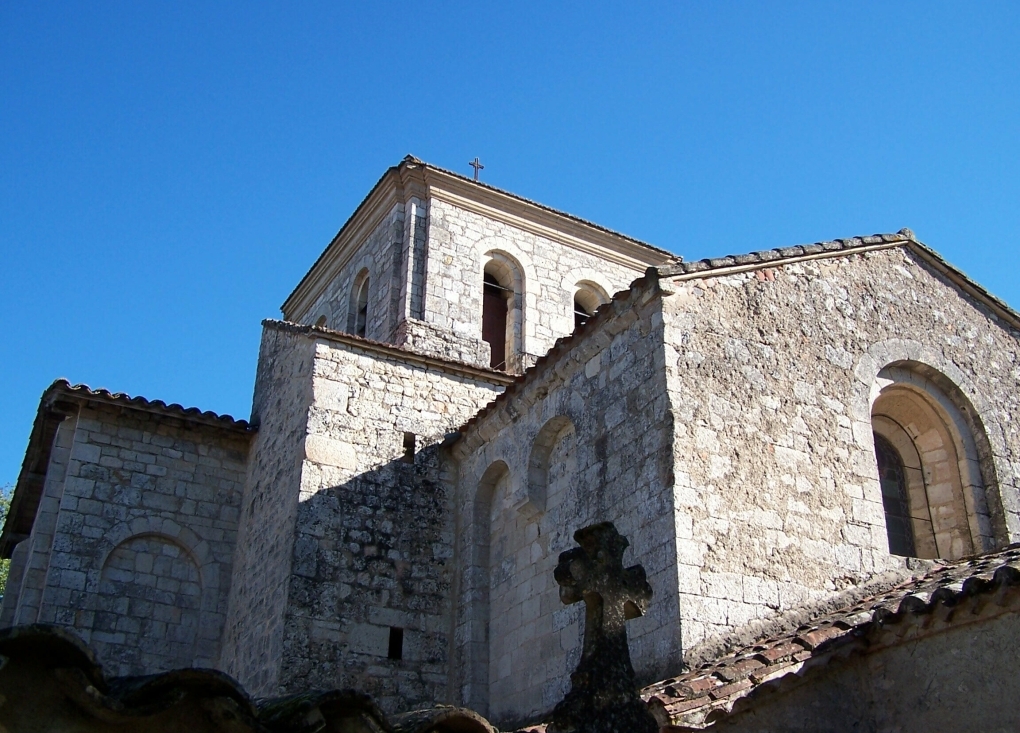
left=47, top=378, right=252, bottom=430
left=657, top=229, right=913, bottom=277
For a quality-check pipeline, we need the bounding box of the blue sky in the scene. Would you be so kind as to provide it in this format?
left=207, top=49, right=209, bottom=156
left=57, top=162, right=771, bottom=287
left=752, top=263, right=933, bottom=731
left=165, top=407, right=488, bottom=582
left=2, top=2, right=1018, bottom=485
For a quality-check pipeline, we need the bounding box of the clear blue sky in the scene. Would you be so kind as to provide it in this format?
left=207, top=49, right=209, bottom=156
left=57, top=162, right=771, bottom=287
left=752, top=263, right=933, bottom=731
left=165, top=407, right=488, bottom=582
left=2, top=2, right=1018, bottom=485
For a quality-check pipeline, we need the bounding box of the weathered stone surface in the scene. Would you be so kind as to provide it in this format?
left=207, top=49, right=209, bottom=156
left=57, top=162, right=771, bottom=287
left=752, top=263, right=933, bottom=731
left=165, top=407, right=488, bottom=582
left=0, top=403, right=249, bottom=676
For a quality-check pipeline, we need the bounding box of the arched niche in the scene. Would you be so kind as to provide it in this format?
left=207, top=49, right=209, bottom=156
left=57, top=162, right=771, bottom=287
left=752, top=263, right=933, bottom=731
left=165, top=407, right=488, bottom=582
left=93, top=533, right=203, bottom=675
left=870, top=361, right=1002, bottom=559
left=525, top=416, right=576, bottom=517
left=460, top=460, right=511, bottom=716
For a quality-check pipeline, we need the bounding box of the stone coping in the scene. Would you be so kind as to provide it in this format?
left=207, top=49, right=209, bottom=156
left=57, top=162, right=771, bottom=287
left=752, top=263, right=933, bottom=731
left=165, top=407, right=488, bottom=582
left=263, top=318, right=517, bottom=386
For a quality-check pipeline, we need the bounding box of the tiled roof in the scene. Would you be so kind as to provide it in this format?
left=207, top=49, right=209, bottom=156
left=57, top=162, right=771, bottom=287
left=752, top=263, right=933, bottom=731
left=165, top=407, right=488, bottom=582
left=47, top=378, right=252, bottom=431
left=641, top=544, right=1020, bottom=729
left=657, top=230, right=913, bottom=276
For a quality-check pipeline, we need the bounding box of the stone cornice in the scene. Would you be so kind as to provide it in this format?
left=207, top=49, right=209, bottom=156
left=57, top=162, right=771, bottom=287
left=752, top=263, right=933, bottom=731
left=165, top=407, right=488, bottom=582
left=263, top=319, right=517, bottom=387
left=420, top=165, right=678, bottom=272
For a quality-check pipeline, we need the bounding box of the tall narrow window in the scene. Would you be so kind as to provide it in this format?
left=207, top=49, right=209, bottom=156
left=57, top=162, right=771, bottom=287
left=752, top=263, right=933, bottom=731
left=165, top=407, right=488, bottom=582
left=355, top=277, right=369, bottom=338
left=482, top=271, right=509, bottom=370
left=874, top=432, right=916, bottom=557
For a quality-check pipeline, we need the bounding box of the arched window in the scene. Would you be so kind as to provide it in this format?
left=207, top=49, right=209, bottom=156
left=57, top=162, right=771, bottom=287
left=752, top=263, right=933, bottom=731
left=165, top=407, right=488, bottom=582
left=314, top=315, right=328, bottom=328
left=483, top=271, right=509, bottom=369
left=873, top=432, right=916, bottom=557
left=870, top=362, right=1001, bottom=559
left=573, top=282, right=609, bottom=332
left=348, top=269, right=370, bottom=338
left=481, top=253, right=524, bottom=371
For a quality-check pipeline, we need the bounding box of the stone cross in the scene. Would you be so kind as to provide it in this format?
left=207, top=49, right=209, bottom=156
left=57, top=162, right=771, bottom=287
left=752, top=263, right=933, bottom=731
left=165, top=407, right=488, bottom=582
left=469, top=157, right=484, bottom=181
left=549, top=522, right=658, bottom=733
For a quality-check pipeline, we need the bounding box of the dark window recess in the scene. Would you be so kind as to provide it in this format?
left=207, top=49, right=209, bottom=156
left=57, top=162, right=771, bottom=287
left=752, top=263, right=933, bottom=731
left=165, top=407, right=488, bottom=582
left=402, top=432, right=416, bottom=463
left=388, top=627, right=404, bottom=660
left=355, top=279, right=369, bottom=338
left=482, top=272, right=509, bottom=370
left=874, top=432, right=916, bottom=557
left=574, top=298, right=591, bottom=331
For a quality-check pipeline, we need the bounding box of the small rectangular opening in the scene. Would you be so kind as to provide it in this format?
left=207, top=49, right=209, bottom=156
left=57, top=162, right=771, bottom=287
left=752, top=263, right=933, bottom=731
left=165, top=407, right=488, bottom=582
left=401, top=432, right=416, bottom=464
left=388, top=627, right=403, bottom=660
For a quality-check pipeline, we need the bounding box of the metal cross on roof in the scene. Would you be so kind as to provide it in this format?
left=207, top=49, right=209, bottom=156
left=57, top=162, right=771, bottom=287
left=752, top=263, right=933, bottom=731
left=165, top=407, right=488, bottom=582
left=469, top=157, right=484, bottom=181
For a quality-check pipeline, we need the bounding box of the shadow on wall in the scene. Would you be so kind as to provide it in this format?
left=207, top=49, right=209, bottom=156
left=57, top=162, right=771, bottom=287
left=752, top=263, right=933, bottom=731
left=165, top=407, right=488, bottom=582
left=279, top=443, right=457, bottom=713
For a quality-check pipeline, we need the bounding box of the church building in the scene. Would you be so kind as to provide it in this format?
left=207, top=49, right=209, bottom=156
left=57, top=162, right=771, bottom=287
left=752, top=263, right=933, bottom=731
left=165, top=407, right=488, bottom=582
left=3, top=155, right=1020, bottom=730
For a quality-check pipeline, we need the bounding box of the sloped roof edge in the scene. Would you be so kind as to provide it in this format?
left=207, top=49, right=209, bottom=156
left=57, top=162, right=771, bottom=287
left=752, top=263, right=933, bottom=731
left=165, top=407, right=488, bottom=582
left=641, top=544, right=1020, bottom=729
left=660, top=229, right=1020, bottom=332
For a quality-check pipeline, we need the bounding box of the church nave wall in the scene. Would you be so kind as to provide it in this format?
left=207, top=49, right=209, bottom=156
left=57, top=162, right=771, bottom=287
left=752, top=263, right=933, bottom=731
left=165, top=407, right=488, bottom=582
left=661, top=245, right=1020, bottom=663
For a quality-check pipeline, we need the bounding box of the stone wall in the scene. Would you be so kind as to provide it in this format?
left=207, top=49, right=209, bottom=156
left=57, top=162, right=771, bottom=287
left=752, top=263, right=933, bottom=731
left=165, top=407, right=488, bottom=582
left=0, top=403, right=249, bottom=676
left=661, top=246, right=1020, bottom=658
left=220, top=324, right=316, bottom=695
left=423, top=198, right=647, bottom=367
left=451, top=276, right=681, bottom=726
left=247, top=323, right=506, bottom=711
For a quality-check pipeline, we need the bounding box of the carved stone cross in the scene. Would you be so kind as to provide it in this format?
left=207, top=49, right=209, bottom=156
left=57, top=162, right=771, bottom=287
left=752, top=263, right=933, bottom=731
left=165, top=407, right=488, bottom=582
left=549, top=522, right=658, bottom=733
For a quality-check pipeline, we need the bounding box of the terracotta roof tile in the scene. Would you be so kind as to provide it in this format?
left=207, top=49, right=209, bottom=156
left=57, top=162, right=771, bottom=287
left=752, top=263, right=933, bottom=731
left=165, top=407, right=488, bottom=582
left=641, top=543, right=1020, bottom=728
left=48, top=379, right=252, bottom=430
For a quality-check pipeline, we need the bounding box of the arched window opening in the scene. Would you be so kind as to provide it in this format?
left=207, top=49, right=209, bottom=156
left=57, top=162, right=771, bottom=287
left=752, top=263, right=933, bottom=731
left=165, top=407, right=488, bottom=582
left=355, top=279, right=369, bottom=338
left=314, top=315, right=328, bottom=328
left=482, top=254, right=524, bottom=372
left=348, top=269, right=370, bottom=338
left=483, top=271, right=510, bottom=370
left=870, top=362, right=1002, bottom=560
left=874, top=432, right=916, bottom=557
left=572, top=283, right=608, bottom=332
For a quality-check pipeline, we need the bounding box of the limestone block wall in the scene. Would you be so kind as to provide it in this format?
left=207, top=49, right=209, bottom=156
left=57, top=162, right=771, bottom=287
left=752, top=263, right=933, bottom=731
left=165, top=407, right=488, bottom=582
left=661, top=246, right=1020, bottom=657
left=423, top=198, right=648, bottom=366
left=274, top=327, right=506, bottom=712
left=451, top=276, right=681, bottom=726
left=220, top=324, right=315, bottom=695
left=294, top=202, right=405, bottom=342
left=0, top=404, right=249, bottom=677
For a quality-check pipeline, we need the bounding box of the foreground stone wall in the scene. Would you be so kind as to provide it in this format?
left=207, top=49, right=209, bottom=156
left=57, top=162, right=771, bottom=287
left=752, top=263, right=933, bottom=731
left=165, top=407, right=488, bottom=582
left=709, top=608, right=1020, bottom=732
left=661, top=246, right=1020, bottom=657
left=272, top=325, right=506, bottom=711
left=423, top=198, right=648, bottom=365
left=452, top=276, right=681, bottom=726
left=0, top=404, right=249, bottom=676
